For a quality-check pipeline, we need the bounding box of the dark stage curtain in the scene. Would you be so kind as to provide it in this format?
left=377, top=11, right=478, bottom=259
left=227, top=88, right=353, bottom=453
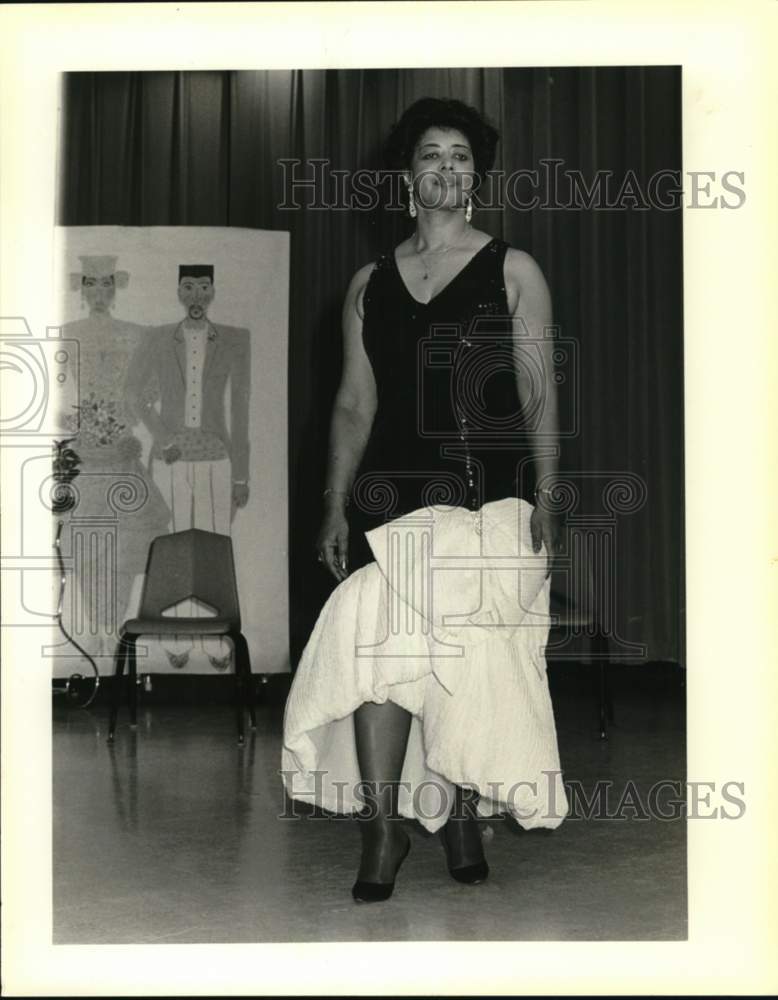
left=59, top=67, right=684, bottom=667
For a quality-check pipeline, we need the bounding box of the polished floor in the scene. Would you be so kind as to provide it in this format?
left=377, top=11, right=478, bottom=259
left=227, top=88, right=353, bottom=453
left=52, top=666, right=686, bottom=943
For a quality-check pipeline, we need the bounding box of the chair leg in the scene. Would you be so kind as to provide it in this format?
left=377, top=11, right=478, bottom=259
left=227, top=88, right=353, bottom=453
left=599, top=627, right=615, bottom=724
left=107, top=637, right=128, bottom=743
left=598, top=660, right=608, bottom=741
left=230, top=631, right=245, bottom=746
left=590, top=625, right=612, bottom=741
left=127, top=636, right=138, bottom=728
left=234, top=632, right=256, bottom=731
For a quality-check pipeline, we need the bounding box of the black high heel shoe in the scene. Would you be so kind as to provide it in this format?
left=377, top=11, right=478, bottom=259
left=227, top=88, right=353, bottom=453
left=439, top=815, right=489, bottom=885
left=351, top=832, right=411, bottom=903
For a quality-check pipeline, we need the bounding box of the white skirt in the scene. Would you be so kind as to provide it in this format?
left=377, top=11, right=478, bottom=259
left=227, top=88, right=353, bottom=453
left=281, top=498, right=569, bottom=833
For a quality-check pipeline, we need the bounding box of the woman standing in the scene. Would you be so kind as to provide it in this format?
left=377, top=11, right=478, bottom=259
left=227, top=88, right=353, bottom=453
left=283, top=98, right=567, bottom=902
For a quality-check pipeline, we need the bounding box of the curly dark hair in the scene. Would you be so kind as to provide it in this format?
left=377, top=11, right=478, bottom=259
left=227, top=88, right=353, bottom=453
left=383, top=97, right=500, bottom=190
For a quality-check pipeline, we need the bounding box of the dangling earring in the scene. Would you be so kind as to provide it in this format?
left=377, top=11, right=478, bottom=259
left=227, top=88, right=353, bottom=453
left=407, top=183, right=417, bottom=219
left=465, top=195, right=473, bottom=224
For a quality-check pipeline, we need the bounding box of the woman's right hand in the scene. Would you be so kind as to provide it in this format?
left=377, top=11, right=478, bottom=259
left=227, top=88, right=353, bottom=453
left=316, top=508, right=350, bottom=583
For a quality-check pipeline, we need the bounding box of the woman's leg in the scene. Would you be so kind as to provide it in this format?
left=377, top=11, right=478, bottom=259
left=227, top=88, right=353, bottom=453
left=353, top=699, right=412, bottom=883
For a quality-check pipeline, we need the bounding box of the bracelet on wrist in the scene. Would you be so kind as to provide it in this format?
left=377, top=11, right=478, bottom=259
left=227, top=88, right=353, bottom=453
left=534, top=485, right=557, bottom=502
left=323, top=487, right=350, bottom=507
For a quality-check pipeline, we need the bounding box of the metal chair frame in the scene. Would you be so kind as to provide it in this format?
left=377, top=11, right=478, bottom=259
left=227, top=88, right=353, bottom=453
left=107, top=529, right=256, bottom=745
left=547, top=523, right=616, bottom=740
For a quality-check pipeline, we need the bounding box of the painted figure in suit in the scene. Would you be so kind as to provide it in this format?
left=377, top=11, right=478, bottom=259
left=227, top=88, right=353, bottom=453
left=127, top=264, right=251, bottom=668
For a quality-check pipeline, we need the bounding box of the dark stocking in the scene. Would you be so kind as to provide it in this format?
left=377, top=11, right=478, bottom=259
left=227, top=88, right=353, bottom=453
left=441, top=784, right=486, bottom=869
left=353, top=700, right=412, bottom=883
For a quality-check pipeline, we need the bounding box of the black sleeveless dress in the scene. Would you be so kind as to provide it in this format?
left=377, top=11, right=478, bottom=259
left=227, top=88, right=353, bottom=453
left=349, top=236, right=536, bottom=571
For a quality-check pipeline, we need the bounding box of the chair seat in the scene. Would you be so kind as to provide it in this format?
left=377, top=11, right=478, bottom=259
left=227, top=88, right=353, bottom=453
left=549, top=589, right=595, bottom=628
left=108, top=529, right=255, bottom=746
left=121, top=616, right=238, bottom=637
left=551, top=609, right=595, bottom=628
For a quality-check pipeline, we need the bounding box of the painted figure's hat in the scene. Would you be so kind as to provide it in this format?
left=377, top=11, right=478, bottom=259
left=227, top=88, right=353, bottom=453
left=178, top=264, right=214, bottom=281
left=69, top=254, right=129, bottom=291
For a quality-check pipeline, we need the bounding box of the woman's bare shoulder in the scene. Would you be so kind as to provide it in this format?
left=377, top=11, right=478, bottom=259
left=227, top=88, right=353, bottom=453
left=504, top=246, right=547, bottom=285
left=351, top=260, right=380, bottom=286
left=344, top=259, right=379, bottom=298
left=503, top=246, right=551, bottom=314
left=345, top=258, right=386, bottom=320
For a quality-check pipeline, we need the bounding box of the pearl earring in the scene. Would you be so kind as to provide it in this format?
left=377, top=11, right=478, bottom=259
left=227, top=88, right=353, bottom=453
left=465, top=195, right=473, bottom=223
left=407, top=183, right=417, bottom=219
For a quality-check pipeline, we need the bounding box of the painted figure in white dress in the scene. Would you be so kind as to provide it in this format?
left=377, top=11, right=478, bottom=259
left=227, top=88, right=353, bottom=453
left=61, top=254, right=170, bottom=656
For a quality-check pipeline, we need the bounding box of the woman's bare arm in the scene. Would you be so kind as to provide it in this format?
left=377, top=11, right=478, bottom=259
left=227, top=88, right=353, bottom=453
left=505, top=248, right=562, bottom=572
left=317, top=263, right=378, bottom=580
left=324, top=263, right=378, bottom=499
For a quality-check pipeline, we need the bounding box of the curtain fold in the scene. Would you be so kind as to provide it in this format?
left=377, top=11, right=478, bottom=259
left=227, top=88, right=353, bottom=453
left=59, top=67, right=683, bottom=666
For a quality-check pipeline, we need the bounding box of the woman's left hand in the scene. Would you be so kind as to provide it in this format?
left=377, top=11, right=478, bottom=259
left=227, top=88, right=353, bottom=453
left=530, top=504, right=563, bottom=579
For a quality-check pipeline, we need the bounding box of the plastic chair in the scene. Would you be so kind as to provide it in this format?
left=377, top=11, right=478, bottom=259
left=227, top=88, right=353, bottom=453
left=107, top=529, right=256, bottom=745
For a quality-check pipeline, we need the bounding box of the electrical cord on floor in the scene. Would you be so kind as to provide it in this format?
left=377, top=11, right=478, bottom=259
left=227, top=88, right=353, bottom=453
left=52, top=519, right=100, bottom=709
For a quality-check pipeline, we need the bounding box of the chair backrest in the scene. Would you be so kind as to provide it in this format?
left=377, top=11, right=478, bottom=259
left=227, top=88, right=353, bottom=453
left=138, top=529, right=241, bottom=627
